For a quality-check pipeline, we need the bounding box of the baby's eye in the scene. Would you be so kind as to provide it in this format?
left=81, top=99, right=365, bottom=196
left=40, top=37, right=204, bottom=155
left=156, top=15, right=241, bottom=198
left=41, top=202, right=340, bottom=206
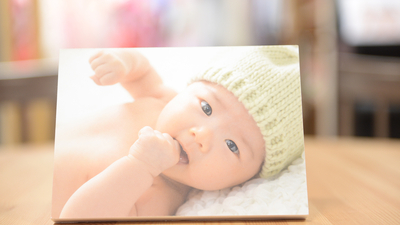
left=225, top=139, right=239, bottom=154
left=201, top=100, right=212, bottom=116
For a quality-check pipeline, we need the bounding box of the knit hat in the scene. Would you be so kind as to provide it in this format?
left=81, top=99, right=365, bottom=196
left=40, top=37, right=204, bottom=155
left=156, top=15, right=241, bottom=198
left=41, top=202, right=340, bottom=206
left=191, top=46, right=305, bottom=178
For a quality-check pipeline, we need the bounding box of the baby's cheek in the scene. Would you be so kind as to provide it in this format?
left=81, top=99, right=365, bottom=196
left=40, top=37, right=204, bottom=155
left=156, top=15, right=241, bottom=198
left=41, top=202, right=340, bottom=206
left=199, top=161, right=235, bottom=181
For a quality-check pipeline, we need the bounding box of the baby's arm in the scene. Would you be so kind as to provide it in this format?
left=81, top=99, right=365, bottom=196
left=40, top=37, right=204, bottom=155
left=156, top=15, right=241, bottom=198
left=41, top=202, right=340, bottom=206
left=89, top=50, right=176, bottom=103
left=60, top=127, right=180, bottom=218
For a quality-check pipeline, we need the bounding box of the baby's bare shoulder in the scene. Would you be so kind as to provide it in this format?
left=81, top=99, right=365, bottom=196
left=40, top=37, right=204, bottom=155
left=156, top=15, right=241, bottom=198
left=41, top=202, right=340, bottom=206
left=120, top=97, right=167, bottom=127
left=126, top=97, right=167, bottom=112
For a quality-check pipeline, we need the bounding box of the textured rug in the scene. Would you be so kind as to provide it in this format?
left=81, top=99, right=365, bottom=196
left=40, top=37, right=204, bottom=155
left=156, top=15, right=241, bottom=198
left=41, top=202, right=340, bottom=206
left=176, top=153, right=308, bottom=216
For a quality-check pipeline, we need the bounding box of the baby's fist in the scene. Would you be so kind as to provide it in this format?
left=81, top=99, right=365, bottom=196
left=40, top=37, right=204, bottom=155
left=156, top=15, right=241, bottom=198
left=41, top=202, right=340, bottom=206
left=89, top=51, right=128, bottom=85
left=129, top=127, right=180, bottom=177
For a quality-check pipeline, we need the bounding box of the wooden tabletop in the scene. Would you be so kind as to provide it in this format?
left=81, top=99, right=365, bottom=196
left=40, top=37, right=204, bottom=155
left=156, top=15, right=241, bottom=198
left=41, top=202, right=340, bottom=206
left=1, top=137, right=400, bottom=224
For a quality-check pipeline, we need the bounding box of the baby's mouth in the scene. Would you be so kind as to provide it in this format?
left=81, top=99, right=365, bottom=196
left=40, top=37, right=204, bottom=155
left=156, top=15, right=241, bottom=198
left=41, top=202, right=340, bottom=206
left=177, top=142, right=189, bottom=164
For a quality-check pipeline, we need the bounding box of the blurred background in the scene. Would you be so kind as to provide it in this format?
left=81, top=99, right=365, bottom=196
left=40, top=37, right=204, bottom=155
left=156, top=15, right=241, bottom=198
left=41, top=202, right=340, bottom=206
left=0, top=0, right=400, bottom=146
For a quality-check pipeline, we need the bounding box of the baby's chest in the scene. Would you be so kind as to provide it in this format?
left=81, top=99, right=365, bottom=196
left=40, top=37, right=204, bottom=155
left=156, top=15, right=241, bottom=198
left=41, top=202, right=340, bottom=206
left=86, top=101, right=165, bottom=176
left=103, top=99, right=164, bottom=137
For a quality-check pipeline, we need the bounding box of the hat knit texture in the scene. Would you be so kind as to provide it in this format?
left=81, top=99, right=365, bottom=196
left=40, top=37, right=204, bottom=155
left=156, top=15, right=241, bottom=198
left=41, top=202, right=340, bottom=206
left=191, top=45, right=305, bottom=178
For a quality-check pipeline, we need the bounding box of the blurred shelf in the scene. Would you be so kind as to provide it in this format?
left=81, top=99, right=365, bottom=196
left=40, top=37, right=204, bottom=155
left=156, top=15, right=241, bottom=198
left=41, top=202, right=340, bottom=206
left=0, top=58, right=58, bottom=145
left=339, top=53, right=400, bottom=138
left=0, top=58, right=58, bottom=80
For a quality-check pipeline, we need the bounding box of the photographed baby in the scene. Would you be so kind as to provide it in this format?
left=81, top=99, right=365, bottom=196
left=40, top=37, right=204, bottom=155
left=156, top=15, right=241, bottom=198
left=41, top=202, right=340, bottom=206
left=51, top=46, right=304, bottom=220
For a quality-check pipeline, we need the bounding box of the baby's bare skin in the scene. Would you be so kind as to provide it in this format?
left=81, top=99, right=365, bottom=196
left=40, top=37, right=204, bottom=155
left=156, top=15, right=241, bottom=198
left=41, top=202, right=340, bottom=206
left=53, top=99, right=190, bottom=218
left=52, top=49, right=265, bottom=219
left=52, top=51, right=189, bottom=218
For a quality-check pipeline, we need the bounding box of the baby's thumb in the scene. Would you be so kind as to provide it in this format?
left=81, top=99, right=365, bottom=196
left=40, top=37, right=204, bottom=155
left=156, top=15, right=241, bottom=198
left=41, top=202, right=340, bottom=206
left=90, top=75, right=101, bottom=85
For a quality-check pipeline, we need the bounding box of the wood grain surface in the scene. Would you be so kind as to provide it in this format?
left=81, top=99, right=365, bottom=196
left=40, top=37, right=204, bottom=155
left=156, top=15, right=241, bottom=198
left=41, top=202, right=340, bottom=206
left=1, top=137, right=399, bottom=224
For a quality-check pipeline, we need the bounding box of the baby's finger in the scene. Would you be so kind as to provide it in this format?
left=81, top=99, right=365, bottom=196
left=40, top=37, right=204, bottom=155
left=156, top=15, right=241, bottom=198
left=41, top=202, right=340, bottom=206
left=138, top=126, right=154, bottom=136
left=160, top=132, right=172, bottom=142
left=90, top=75, right=102, bottom=85
left=153, top=130, right=163, bottom=137
left=93, top=64, right=112, bottom=77
left=162, top=133, right=180, bottom=152
left=98, top=72, right=119, bottom=85
left=90, top=57, right=105, bottom=72
left=90, top=65, right=111, bottom=86
left=89, top=51, right=104, bottom=63
left=89, top=51, right=104, bottom=64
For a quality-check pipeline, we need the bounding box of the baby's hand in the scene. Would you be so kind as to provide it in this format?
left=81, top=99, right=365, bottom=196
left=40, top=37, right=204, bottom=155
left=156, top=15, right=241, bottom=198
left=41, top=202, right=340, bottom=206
left=128, top=126, right=180, bottom=177
left=89, top=51, right=129, bottom=85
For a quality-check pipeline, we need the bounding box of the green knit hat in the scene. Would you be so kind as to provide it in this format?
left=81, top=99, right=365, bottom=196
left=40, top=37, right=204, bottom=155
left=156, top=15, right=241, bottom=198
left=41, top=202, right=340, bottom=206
left=191, top=46, right=305, bottom=178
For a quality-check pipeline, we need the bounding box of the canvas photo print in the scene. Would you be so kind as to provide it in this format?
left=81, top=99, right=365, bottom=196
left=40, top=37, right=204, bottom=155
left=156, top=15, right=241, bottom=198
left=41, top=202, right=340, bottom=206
left=52, top=46, right=308, bottom=222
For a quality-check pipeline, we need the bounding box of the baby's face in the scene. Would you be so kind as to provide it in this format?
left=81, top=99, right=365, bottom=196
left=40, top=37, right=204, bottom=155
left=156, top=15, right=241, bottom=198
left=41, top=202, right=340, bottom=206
left=156, top=81, right=265, bottom=191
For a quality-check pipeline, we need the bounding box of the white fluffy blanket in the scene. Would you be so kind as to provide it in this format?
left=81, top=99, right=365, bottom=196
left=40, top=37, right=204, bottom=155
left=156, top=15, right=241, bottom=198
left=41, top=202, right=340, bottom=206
left=176, top=153, right=308, bottom=216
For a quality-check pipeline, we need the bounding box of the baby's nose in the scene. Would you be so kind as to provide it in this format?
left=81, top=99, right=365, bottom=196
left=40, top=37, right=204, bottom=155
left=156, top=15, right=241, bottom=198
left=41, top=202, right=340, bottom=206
left=189, top=126, right=212, bottom=153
